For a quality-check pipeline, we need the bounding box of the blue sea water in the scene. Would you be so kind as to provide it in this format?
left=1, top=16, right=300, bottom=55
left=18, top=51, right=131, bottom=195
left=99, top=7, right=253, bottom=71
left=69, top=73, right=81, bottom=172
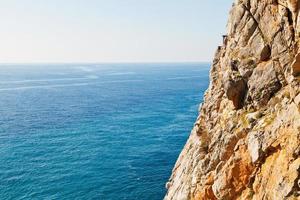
left=0, top=63, right=210, bottom=200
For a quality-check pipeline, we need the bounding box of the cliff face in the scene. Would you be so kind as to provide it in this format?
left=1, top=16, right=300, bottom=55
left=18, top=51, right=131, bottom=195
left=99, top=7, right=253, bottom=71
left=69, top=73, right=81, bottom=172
left=165, top=0, right=300, bottom=199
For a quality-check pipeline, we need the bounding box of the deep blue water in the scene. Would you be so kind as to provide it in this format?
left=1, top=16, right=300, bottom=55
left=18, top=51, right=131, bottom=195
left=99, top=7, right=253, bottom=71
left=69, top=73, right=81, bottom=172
left=0, top=63, right=210, bottom=200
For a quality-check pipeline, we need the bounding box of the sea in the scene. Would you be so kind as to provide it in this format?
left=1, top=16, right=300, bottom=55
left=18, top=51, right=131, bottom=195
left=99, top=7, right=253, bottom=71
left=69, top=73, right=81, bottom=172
left=0, top=63, right=210, bottom=200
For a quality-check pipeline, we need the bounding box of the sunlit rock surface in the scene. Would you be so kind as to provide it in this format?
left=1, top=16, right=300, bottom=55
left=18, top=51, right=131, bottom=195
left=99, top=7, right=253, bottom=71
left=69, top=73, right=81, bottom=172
left=165, top=0, right=300, bottom=199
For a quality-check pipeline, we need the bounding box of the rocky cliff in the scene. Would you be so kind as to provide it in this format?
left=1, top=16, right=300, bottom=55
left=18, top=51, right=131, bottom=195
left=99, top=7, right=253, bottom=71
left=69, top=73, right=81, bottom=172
left=165, top=0, right=300, bottom=199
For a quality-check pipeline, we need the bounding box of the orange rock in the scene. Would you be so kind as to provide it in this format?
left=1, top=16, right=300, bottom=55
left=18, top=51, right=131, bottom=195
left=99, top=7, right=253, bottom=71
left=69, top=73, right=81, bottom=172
left=212, top=144, right=255, bottom=199
left=194, top=186, right=217, bottom=200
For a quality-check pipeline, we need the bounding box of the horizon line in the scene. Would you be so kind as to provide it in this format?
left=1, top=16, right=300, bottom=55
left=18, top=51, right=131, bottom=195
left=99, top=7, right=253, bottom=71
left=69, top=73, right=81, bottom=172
left=0, top=61, right=212, bottom=65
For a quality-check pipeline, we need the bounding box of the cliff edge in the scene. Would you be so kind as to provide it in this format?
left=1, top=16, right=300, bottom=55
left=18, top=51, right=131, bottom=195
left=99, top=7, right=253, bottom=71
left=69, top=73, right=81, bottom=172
left=165, top=0, right=300, bottom=199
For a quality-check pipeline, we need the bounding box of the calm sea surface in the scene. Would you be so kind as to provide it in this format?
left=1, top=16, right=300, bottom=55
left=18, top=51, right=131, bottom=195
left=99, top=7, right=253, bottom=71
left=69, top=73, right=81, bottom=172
left=0, top=63, right=210, bottom=200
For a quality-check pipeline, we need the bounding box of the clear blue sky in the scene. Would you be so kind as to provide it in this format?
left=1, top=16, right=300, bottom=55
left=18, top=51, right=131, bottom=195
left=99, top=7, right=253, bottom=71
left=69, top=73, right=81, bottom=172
left=0, top=0, right=233, bottom=63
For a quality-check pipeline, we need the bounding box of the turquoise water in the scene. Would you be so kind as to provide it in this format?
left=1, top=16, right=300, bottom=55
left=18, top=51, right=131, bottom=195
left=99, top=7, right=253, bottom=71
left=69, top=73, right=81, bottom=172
left=0, top=63, right=210, bottom=200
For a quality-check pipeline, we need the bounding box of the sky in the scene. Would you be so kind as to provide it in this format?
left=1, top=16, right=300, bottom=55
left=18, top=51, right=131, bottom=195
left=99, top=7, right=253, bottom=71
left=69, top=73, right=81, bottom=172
left=0, top=0, right=233, bottom=63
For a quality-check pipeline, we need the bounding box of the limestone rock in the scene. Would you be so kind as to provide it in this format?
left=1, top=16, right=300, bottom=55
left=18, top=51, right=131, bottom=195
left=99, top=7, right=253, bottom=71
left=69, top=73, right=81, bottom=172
left=247, top=131, right=263, bottom=163
left=165, top=0, right=300, bottom=199
left=224, top=73, right=247, bottom=109
left=260, top=45, right=271, bottom=61
left=248, top=61, right=282, bottom=108
left=292, top=53, right=300, bottom=77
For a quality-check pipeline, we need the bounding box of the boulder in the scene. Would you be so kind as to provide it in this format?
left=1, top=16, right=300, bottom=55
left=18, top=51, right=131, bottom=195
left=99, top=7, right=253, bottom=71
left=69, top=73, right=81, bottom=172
left=224, top=75, right=247, bottom=109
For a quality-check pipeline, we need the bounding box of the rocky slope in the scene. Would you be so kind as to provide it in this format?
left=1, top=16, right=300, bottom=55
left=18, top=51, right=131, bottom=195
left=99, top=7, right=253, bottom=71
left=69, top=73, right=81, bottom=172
left=165, top=0, right=300, bottom=199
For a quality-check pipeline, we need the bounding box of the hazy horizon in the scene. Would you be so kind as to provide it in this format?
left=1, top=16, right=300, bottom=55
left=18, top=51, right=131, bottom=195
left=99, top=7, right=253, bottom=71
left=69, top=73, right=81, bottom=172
left=0, top=0, right=233, bottom=63
left=0, top=61, right=211, bottom=64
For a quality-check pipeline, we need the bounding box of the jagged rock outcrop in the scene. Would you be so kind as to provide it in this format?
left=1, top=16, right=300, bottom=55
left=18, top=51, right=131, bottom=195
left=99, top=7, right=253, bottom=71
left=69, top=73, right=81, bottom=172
left=165, top=0, right=300, bottom=199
